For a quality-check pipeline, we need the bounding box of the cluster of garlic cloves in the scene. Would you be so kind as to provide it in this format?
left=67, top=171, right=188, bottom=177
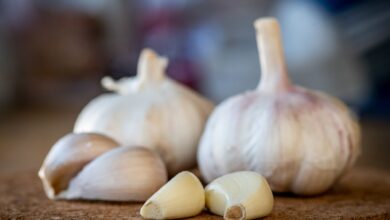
left=74, top=48, right=214, bottom=176
left=198, top=17, right=361, bottom=195
left=39, top=133, right=167, bottom=201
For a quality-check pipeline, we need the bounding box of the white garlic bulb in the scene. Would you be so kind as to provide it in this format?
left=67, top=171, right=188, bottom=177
left=198, top=18, right=361, bottom=195
left=74, top=48, right=214, bottom=176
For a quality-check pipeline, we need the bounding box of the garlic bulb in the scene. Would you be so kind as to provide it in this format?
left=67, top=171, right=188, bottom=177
left=140, top=171, right=205, bottom=219
left=74, top=48, right=214, bottom=175
left=198, top=18, right=361, bottom=195
left=39, top=133, right=167, bottom=201
left=205, top=171, right=273, bottom=219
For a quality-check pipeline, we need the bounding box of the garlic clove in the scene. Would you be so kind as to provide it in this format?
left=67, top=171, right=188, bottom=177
left=58, top=147, right=167, bottom=201
left=38, top=133, right=119, bottom=199
left=140, top=171, right=205, bottom=219
left=74, top=48, right=214, bottom=176
left=205, top=171, right=274, bottom=219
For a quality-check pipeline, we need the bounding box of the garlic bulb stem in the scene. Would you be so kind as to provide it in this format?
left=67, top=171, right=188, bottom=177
left=138, top=48, right=168, bottom=84
left=254, top=18, right=290, bottom=93
left=101, top=49, right=168, bottom=95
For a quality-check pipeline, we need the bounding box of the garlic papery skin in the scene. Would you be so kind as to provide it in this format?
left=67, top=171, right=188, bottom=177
left=74, top=48, right=214, bottom=176
left=140, top=171, right=205, bottom=219
left=197, top=17, right=361, bottom=195
left=38, top=133, right=119, bottom=199
left=58, top=147, right=168, bottom=201
left=205, top=171, right=273, bottom=219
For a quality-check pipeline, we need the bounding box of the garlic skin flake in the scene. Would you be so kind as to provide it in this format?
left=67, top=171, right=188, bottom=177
left=59, top=147, right=167, bottom=201
left=205, top=171, right=273, bottom=219
left=140, top=171, right=205, bottom=219
left=38, top=133, right=119, bottom=199
left=74, top=48, right=214, bottom=176
left=198, top=18, right=361, bottom=195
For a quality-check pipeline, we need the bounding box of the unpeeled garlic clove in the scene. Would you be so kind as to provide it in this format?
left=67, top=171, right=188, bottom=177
left=205, top=171, right=274, bottom=219
left=140, top=171, right=205, bottom=219
left=58, top=147, right=168, bottom=201
left=38, top=133, right=119, bottom=199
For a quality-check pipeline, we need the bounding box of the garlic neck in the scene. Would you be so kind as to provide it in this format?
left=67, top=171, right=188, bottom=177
left=101, top=48, right=168, bottom=95
left=254, top=18, right=291, bottom=93
left=137, top=48, right=168, bottom=85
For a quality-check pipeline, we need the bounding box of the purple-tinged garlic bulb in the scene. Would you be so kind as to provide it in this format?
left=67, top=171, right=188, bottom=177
left=198, top=17, right=360, bottom=195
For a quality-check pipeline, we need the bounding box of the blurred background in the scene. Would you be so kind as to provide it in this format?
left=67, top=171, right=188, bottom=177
left=0, top=0, right=389, bottom=175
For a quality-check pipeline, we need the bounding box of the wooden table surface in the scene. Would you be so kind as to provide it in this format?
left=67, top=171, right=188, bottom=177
left=1, top=167, right=389, bottom=219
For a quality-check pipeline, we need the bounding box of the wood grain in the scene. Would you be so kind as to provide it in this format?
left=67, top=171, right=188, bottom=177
left=0, top=168, right=389, bottom=219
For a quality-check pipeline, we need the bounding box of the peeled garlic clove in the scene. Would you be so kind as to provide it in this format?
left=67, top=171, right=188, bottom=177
left=140, top=171, right=205, bottom=219
left=198, top=17, right=361, bottom=195
left=205, top=171, right=273, bottom=219
left=38, top=133, right=119, bottom=199
left=74, top=48, right=214, bottom=176
left=58, top=147, right=167, bottom=201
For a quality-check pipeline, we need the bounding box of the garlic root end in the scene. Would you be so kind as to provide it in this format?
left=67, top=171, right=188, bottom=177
left=224, top=204, right=246, bottom=220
